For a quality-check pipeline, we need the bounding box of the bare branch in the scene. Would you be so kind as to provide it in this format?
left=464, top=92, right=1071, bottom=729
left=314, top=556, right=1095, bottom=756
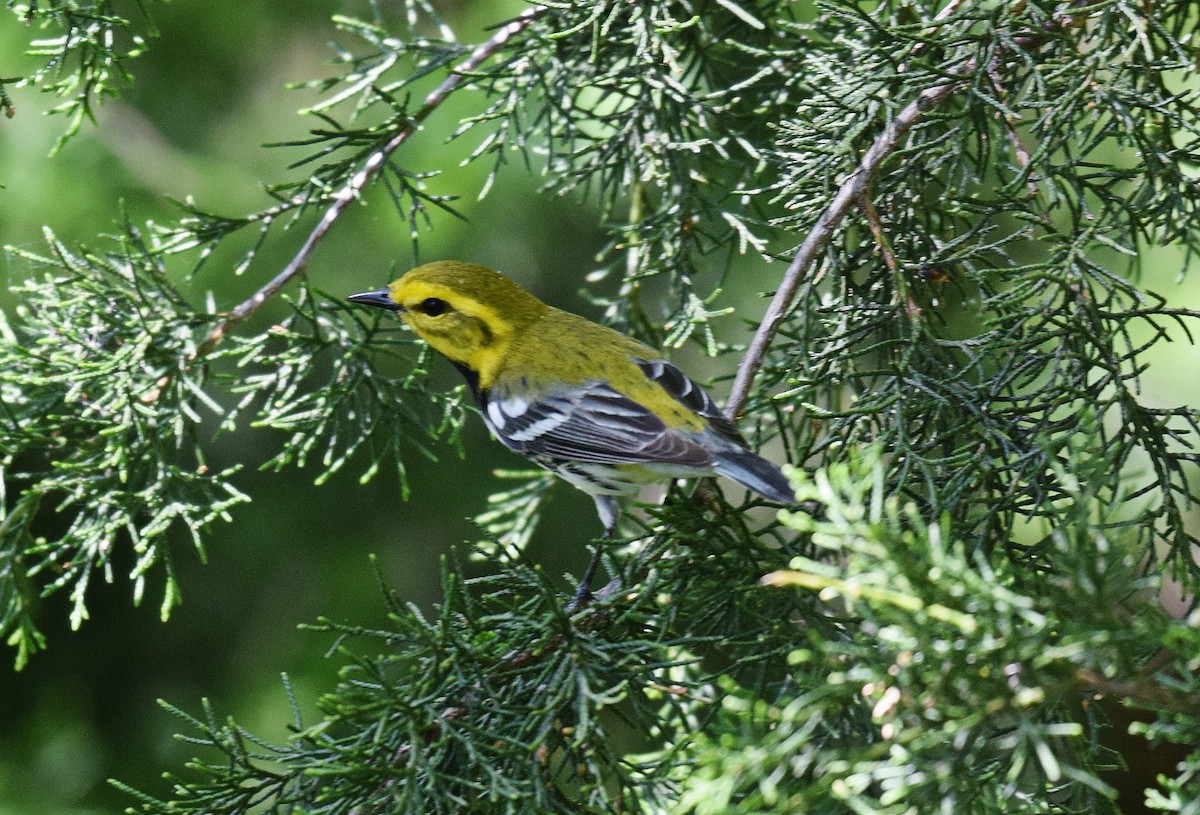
left=725, top=73, right=965, bottom=419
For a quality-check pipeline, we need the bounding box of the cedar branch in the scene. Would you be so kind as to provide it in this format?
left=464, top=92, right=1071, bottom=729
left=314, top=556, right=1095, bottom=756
left=725, top=73, right=965, bottom=418
left=190, top=6, right=545, bottom=362
left=726, top=3, right=1092, bottom=418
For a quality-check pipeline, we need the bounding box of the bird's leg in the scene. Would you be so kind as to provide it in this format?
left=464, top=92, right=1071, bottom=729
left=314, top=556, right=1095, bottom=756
left=570, top=541, right=605, bottom=612
left=568, top=495, right=619, bottom=613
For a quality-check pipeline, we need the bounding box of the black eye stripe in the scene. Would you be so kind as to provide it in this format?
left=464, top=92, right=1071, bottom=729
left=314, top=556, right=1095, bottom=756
left=417, top=297, right=449, bottom=316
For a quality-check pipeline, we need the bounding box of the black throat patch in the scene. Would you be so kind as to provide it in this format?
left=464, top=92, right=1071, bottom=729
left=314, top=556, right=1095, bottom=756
left=450, top=360, right=487, bottom=408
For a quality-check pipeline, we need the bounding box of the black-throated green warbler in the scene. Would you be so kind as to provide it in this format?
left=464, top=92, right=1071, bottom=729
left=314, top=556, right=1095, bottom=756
left=348, top=261, right=793, bottom=537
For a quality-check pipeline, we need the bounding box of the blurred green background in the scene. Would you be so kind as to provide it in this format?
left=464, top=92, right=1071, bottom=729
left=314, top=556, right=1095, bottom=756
left=1, top=2, right=1197, bottom=813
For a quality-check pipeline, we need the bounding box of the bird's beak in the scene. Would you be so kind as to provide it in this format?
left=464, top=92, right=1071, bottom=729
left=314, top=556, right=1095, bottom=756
left=347, top=288, right=403, bottom=312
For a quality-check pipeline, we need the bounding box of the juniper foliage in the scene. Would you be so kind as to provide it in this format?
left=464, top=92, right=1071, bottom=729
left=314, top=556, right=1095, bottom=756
left=3, top=0, right=1200, bottom=813
left=3, top=0, right=161, bottom=151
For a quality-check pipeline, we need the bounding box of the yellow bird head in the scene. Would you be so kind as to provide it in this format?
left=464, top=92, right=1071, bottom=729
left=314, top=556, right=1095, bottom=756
left=348, top=260, right=548, bottom=382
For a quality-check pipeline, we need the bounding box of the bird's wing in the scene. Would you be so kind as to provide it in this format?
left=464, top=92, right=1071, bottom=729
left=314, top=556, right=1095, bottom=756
left=636, top=358, right=793, bottom=503
left=633, top=358, right=747, bottom=445
left=483, top=381, right=712, bottom=468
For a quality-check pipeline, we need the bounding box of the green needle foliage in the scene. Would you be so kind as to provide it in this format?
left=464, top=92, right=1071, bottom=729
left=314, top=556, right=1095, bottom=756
left=666, top=444, right=1199, bottom=814
left=225, top=289, right=465, bottom=491
left=4, top=0, right=160, bottom=152
left=0, top=228, right=246, bottom=667
left=3, top=0, right=1200, bottom=812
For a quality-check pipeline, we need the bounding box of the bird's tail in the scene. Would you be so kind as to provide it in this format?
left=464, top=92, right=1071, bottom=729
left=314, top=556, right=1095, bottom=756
left=712, top=448, right=794, bottom=504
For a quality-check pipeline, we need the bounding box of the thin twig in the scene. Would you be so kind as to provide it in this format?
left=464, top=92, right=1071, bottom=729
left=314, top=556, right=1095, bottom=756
left=902, top=0, right=971, bottom=68
left=857, top=192, right=900, bottom=278
left=988, top=65, right=1043, bottom=200
left=725, top=72, right=966, bottom=419
left=190, top=6, right=546, bottom=362
left=858, top=191, right=925, bottom=324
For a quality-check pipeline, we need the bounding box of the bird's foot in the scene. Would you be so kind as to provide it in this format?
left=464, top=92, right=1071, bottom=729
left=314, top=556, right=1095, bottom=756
left=566, top=540, right=606, bottom=614
left=567, top=580, right=593, bottom=614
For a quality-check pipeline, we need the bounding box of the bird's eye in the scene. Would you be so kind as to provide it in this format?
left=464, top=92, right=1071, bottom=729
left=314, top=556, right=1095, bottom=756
left=416, top=297, right=449, bottom=316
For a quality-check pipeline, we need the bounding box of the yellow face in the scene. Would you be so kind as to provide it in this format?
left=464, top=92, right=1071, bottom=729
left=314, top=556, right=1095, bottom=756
left=387, top=276, right=512, bottom=373
left=370, top=261, right=549, bottom=389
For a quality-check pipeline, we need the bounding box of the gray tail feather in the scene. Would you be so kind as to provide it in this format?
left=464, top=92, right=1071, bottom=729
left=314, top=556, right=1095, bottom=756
left=712, top=449, right=794, bottom=504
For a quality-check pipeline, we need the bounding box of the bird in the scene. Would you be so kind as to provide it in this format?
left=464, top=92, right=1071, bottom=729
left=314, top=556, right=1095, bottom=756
left=348, top=261, right=793, bottom=600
